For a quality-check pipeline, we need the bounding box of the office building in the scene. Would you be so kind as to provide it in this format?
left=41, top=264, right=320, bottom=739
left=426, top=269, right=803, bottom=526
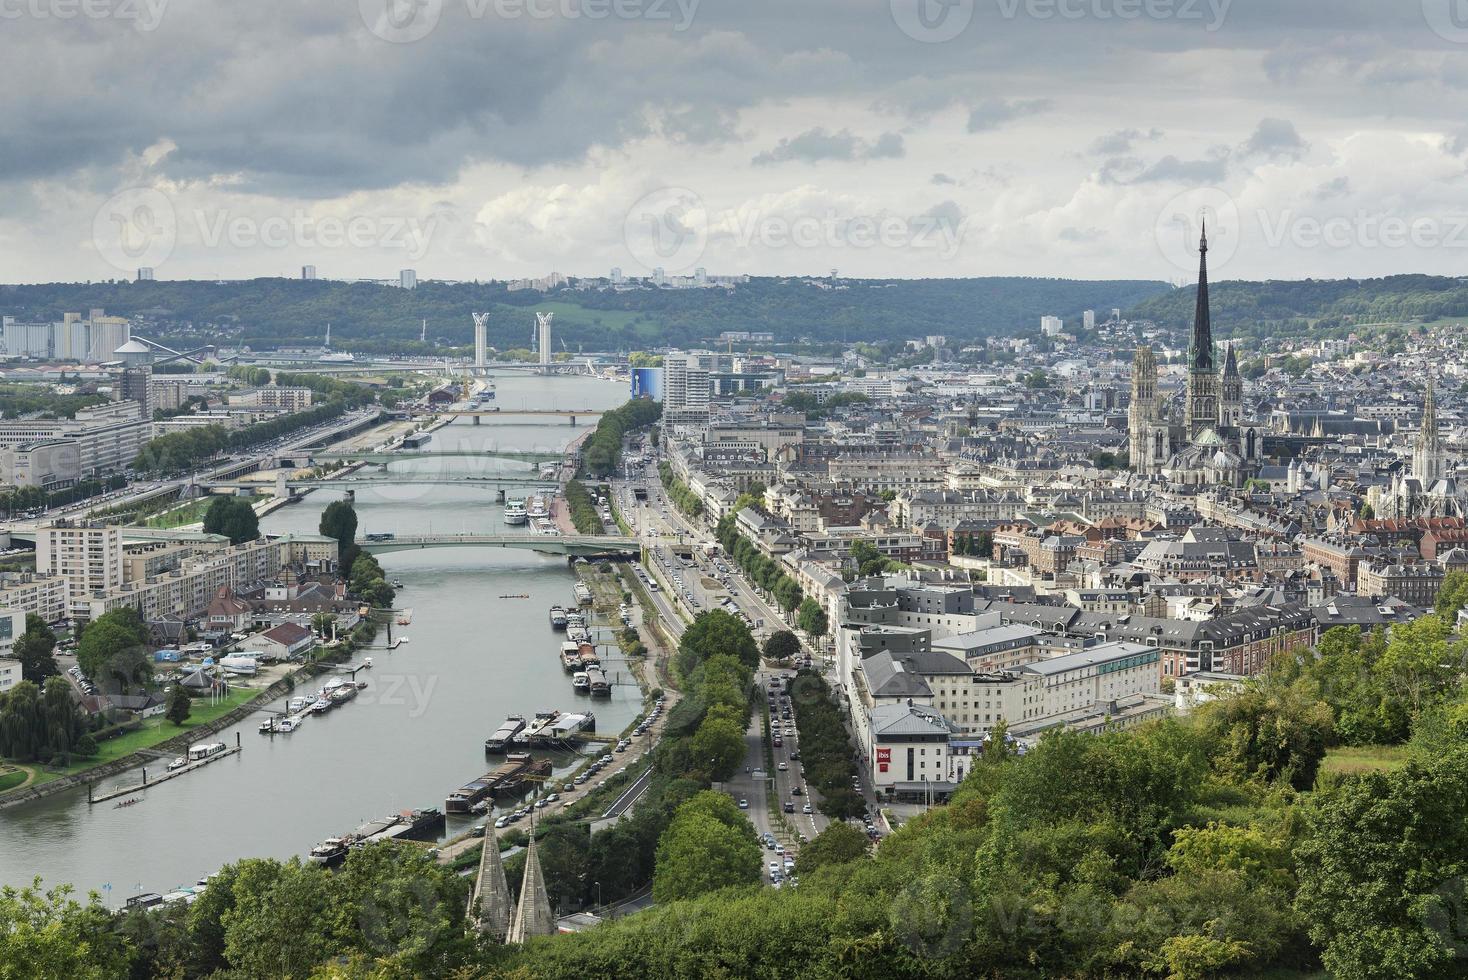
left=37, top=524, right=124, bottom=614
left=137, top=268, right=155, bottom=281
left=302, top=265, right=317, bottom=279
left=1040, top=315, right=1064, bottom=337
left=662, top=351, right=712, bottom=424
left=400, top=269, right=417, bottom=289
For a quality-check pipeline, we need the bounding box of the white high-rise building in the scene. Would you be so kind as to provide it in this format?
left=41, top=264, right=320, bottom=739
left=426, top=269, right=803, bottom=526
left=400, top=269, right=417, bottom=289
left=137, top=268, right=155, bottom=282
left=1040, top=315, right=1063, bottom=337
left=1082, top=309, right=1095, bottom=330
left=302, top=265, right=317, bottom=280
left=37, top=524, right=123, bottom=609
left=662, top=351, right=712, bottom=423
left=473, top=313, right=489, bottom=370
left=610, top=267, right=624, bottom=284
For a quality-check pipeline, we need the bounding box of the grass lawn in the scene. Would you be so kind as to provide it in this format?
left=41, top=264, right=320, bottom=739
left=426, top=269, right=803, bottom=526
left=0, top=768, right=26, bottom=792
left=11, top=687, right=260, bottom=789
left=1321, top=744, right=1414, bottom=777
left=137, top=497, right=213, bottom=529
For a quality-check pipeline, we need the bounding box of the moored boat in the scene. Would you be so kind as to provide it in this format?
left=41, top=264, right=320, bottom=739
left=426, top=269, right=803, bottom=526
left=572, top=671, right=590, bottom=692
left=548, top=605, right=568, bottom=630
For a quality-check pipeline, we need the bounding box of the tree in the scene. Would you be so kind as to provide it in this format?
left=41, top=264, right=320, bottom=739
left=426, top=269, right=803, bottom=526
left=677, top=609, right=758, bottom=676
left=1377, top=614, right=1463, bottom=720
left=166, top=684, right=192, bottom=726
left=690, top=715, right=745, bottom=781
left=202, top=495, right=260, bottom=544
left=763, top=630, right=800, bottom=663
left=311, top=612, right=337, bottom=638
left=1295, top=748, right=1468, bottom=980
left=319, top=499, right=359, bottom=567
left=75, top=608, right=149, bottom=686
left=12, top=614, right=58, bottom=684
left=652, top=806, right=761, bottom=903
left=797, top=597, right=828, bottom=638
left=1197, top=672, right=1335, bottom=790
left=0, top=880, right=132, bottom=979
left=794, top=822, right=869, bottom=876
left=1436, top=569, right=1468, bottom=622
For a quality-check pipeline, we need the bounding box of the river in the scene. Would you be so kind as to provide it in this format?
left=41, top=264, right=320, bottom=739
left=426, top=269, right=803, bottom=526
left=0, top=373, right=635, bottom=900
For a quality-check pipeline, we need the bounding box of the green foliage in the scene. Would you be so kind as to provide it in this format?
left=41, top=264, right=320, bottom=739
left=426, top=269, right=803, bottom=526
left=563, top=479, right=606, bottom=535
left=0, top=677, right=86, bottom=763
left=676, top=609, right=759, bottom=677
left=789, top=671, right=864, bottom=820
left=581, top=398, right=661, bottom=479
left=12, top=614, right=58, bottom=684
left=690, top=714, right=744, bottom=781
left=75, top=608, right=149, bottom=687
left=165, top=685, right=192, bottom=727
left=652, top=793, right=762, bottom=903
left=715, top=511, right=804, bottom=613
left=658, top=462, right=704, bottom=519
left=319, top=498, right=360, bottom=568
left=1296, top=747, right=1468, bottom=979
left=201, top=495, right=260, bottom=544
left=348, top=552, right=395, bottom=608
left=778, top=389, right=869, bottom=419
left=793, top=822, right=869, bottom=877
left=132, top=398, right=362, bottom=475
left=762, top=629, right=800, bottom=662
left=1437, top=569, right=1468, bottom=623
left=0, top=384, right=108, bottom=419
left=1197, top=672, right=1335, bottom=790
left=0, top=880, right=131, bottom=979
left=796, top=597, right=828, bottom=637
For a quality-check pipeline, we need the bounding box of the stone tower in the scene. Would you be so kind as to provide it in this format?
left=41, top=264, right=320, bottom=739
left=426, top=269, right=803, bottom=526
left=1129, top=344, right=1161, bottom=474
left=1184, top=224, right=1219, bottom=440
left=1219, top=341, right=1242, bottom=428
left=507, top=828, right=556, bottom=944
left=1414, top=377, right=1443, bottom=485
left=469, top=818, right=513, bottom=941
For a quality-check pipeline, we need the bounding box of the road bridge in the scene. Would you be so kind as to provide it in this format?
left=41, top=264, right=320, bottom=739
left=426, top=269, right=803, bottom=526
left=207, top=474, right=558, bottom=492
left=412, top=408, right=606, bottom=425
left=358, top=533, right=639, bottom=557
left=309, top=449, right=564, bottom=464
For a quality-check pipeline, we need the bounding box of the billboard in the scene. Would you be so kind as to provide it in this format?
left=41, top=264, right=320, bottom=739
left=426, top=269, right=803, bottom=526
left=631, top=366, right=664, bottom=401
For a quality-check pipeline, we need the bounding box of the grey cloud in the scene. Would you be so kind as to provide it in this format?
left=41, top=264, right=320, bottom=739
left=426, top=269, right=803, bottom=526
left=966, top=99, right=1053, bottom=133
left=1059, top=227, right=1104, bottom=243
left=1132, top=154, right=1230, bottom=183
left=1315, top=176, right=1351, bottom=200
left=752, top=128, right=905, bottom=166
left=1242, top=118, right=1308, bottom=159
left=1089, top=128, right=1163, bottom=155
left=931, top=173, right=956, bottom=185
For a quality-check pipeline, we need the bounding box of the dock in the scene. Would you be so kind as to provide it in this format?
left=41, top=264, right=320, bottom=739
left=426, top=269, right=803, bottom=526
left=89, top=745, right=242, bottom=804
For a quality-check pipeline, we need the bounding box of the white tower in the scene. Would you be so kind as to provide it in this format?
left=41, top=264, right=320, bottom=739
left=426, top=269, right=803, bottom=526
left=536, top=312, right=554, bottom=372
left=472, top=312, right=489, bottom=371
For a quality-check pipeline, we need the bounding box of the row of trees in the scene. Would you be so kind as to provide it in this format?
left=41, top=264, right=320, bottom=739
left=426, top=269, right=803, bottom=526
left=131, top=399, right=352, bottom=475
left=657, top=462, right=704, bottom=519
left=715, top=506, right=805, bottom=613
left=788, top=671, right=865, bottom=820
left=580, top=398, right=661, bottom=478
left=0, top=475, right=127, bottom=517
left=950, top=529, right=993, bottom=558
left=562, top=480, right=605, bottom=535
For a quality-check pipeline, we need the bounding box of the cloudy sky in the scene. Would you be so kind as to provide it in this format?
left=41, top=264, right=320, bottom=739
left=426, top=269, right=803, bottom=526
left=6, top=0, right=1468, bottom=284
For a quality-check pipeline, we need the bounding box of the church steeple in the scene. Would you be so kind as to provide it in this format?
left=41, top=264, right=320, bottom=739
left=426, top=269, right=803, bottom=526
left=1185, top=222, right=1219, bottom=439
left=1414, top=377, right=1443, bottom=485
left=1189, top=221, right=1214, bottom=372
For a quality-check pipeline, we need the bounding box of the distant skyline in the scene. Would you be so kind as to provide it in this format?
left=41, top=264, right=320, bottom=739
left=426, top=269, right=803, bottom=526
left=6, top=2, right=1468, bottom=284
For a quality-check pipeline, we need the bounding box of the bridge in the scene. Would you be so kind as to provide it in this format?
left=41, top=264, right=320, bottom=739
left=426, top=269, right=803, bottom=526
left=309, top=449, right=564, bottom=464
left=415, top=408, right=607, bottom=425
left=358, top=533, right=639, bottom=557
left=208, top=474, right=558, bottom=492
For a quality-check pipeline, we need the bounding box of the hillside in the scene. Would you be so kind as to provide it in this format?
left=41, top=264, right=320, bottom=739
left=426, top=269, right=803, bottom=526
left=1126, top=273, right=1468, bottom=342
left=0, top=277, right=1170, bottom=353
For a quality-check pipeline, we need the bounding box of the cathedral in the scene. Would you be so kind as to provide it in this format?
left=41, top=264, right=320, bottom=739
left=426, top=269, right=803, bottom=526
left=1128, top=225, right=1265, bottom=486
left=1375, top=378, right=1464, bottom=518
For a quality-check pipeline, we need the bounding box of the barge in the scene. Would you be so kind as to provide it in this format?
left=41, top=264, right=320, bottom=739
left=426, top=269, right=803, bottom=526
left=485, top=715, right=527, bottom=753
left=445, top=753, right=551, bottom=813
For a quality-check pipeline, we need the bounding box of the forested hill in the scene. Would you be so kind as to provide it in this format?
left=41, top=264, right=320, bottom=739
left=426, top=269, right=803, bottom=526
left=0, top=276, right=1168, bottom=352
left=1126, top=273, right=1468, bottom=342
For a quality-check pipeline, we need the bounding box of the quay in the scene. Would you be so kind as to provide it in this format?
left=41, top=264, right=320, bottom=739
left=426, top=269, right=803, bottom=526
left=89, top=743, right=242, bottom=805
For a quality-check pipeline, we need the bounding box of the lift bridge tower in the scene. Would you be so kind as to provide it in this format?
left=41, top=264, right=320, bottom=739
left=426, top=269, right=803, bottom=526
left=535, top=312, right=554, bottom=375
left=472, top=312, right=489, bottom=375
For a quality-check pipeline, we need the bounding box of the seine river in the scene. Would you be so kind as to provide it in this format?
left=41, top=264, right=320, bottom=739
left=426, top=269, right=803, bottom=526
left=0, top=373, right=636, bottom=900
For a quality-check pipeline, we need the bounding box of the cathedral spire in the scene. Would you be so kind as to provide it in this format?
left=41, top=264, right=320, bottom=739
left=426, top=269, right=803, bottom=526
left=469, top=816, right=512, bottom=941
left=1190, top=221, right=1213, bottom=372
left=507, top=822, right=556, bottom=944
left=1414, top=376, right=1443, bottom=485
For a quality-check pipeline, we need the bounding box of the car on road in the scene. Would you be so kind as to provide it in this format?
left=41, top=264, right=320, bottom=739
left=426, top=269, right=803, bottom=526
left=791, top=786, right=802, bottom=796
left=783, top=801, right=795, bottom=813
left=802, top=804, right=812, bottom=814
left=777, top=762, right=787, bottom=771
left=738, top=798, right=749, bottom=809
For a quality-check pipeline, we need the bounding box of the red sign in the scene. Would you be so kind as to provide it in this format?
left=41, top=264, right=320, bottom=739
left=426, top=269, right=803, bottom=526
left=876, top=748, right=891, bottom=763
left=878, top=763, right=888, bottom=773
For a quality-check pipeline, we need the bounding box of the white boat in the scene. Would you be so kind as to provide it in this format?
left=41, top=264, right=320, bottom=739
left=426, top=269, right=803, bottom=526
left=504, top=498, right=529, bottom=525
left=309, top=698, right=332, bottom=714
left=288, top=697, right=310, bottom=713
left=572, top=671, right=590, bottom=692
left=526, top=494, right=549, bottom=520
left=220, top=654, right=258, bottom=677
left=277, top=718, right=300, bottom=733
